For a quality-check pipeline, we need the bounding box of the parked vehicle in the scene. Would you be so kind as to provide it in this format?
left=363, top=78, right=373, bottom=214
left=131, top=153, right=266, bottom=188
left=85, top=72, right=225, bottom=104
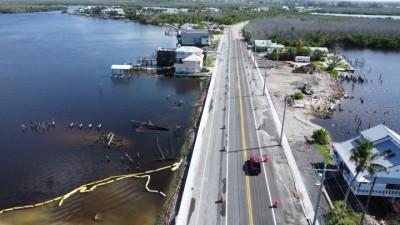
left=250, top=155, right=261, bottom=174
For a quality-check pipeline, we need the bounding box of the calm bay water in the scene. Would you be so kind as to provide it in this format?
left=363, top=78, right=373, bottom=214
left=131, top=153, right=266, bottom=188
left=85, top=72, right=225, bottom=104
left=0, top=11, right=201, bottom=223
left=313, top=48, right=400, bottom=142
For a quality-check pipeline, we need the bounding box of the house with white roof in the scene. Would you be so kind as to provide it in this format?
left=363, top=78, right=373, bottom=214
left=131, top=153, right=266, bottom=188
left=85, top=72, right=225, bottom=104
left=174, top=46, right=204, bottom=74
left=103, top=8, right=125, bottom=16
left=175, top=46, right=204, bottom=63
left=332, top=124, right=400, bottom=202
left=174, top=54, right=203, bottom=74
left=254, top=40, right=284, bottom=52
left=308, top=47, right=329, bottom=53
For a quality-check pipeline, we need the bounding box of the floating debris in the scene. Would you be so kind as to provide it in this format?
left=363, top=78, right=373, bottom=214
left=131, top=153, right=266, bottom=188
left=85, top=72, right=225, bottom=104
left=175, top=100, right=184, bottom=107
left=131, top=120, right=170, bottom=131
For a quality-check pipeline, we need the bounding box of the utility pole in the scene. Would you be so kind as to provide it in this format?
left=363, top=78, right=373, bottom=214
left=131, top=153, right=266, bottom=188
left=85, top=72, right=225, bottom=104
left=263, top=64, right=267, bottom=96
left=279, top=96, right=290, bottom=146
left=312, top=164, right=339, bottom=225
left=313, top=164, right=327, bottom=225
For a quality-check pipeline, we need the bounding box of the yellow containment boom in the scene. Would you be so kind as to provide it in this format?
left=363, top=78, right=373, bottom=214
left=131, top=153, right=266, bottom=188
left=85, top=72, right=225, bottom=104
left=0, top=159, right=184, bottom=214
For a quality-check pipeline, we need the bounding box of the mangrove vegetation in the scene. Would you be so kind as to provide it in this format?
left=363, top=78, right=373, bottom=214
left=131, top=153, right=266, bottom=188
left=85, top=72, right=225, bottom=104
left=244, top=15, right=400, bottom=49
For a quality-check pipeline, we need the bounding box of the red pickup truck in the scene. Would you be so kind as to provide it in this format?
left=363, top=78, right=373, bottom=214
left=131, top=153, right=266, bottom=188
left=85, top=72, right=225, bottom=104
left=250, top=155, right=261, bottom=174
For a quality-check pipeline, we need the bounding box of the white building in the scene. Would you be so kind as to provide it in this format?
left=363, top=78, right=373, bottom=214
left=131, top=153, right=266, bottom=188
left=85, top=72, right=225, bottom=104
left=174, top=54, right=203, bottom=74
left=332, top=124, right=400, bottom=201
left=308, top=47, right=329, bottom=53
left=175, top=46, right=204, bottom=63
left=254, top=40, right=284, bottom=52
left=174, top=46, right=204, bottom=74
left=101, top=7, right=125, bottom=16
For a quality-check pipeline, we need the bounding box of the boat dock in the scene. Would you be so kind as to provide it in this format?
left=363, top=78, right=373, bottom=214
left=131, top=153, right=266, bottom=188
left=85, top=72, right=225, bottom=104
left=111, top=52, right=158, bottom=78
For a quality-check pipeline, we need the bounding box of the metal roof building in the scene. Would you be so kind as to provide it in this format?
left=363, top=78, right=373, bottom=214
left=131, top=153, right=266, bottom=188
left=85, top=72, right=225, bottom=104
left=332, top=124, right=400, bottom=201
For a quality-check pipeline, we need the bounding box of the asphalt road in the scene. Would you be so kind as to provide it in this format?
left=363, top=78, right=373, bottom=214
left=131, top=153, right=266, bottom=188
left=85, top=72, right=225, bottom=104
left=185, top=25, right=308, bottom=225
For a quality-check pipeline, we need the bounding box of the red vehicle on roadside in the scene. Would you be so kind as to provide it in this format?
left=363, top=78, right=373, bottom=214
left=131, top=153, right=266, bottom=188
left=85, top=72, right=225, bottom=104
left=250, top=155, right=261, bottom=174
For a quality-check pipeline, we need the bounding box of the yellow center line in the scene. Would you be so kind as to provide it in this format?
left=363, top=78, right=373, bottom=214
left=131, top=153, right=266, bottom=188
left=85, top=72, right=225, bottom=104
left=234, top=40, right=254, bottom=225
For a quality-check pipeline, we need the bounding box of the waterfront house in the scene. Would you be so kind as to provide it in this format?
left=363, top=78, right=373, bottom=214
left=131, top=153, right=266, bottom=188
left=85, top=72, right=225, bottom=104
left=174, top=46, right=204, bottom=74
left=178, top=29, right=210, bottom=46
left=101, top=7, right=125, bottom=16
left=254, top=40, right=284, bottom=52
left=175, top=46, right=204, bottom=63
left=174, top=54, right=203, bottom=74
left=331, top=124, right=400, bottom=202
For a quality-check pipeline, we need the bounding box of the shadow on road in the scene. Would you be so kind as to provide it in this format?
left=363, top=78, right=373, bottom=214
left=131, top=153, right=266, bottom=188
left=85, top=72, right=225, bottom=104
left=227, top=145, right=280, bottom=153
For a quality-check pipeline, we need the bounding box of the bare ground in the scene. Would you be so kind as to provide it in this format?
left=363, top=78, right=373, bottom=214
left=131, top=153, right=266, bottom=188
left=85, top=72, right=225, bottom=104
left=257, top=57, right=383, bottom=225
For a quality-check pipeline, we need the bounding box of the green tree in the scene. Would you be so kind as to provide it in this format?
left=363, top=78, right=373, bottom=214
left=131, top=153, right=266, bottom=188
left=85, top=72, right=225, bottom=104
left=312, top=128, right=330, bottom=145
left=326, top=54, right=341, bottom=72
left=339, top=139, right=387, bottom=222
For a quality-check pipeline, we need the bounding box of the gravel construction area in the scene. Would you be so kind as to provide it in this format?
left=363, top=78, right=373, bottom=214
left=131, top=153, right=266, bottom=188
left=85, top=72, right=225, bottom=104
left=257, top=58, right=342, bottom=218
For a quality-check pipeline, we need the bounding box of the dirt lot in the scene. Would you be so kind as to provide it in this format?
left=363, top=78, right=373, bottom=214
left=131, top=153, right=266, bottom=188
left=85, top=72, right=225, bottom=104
left=257, top=58, right=344, bottom=219
left=257, top=57, right=384, bottom=225
left=260, top=59, right=343, bottom=142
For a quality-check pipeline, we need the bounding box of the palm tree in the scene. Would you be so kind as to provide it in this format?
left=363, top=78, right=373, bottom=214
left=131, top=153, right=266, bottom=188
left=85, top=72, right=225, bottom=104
left=360, top=165, right=389, bottom=224
left=339, top=139, right=387, bottom=221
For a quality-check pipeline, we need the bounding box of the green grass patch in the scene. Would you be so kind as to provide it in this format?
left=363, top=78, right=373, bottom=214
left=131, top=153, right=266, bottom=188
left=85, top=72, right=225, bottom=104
left=329, top=69, right=339, bottom=78
left=336, top=63, right=349, bottom=69
left=312, top=61, right=339, bottom=78
left=326, top=201, right=362, bottom=225
left=205, top=58, right=214, bottom=67
left=311, top=61, right=323, bottom=67
left=314, top=143, right=333, bottom=164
